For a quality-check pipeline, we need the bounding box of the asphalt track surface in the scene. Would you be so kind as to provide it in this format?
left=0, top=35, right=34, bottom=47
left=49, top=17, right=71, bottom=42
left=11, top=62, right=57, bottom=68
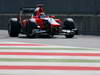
left=0, top=30, right=100, bottom=75
left=0, top=30, right=100, bottom=48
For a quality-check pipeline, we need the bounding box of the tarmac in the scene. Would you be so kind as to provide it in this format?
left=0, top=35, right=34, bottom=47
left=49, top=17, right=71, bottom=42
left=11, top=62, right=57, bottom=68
left=0, top=30, right=100, bottom=75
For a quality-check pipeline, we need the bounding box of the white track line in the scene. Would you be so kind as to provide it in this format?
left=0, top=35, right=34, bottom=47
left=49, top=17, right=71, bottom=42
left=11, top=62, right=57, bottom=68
left=0, top=55, right=100, bottom=60
left=0, top=42, right=31, bottom=44
left=0, top=49, right=100, bottom=53
left=0, top=70, right=100, bottom=75
left=0, top=62, right=100, bottom=67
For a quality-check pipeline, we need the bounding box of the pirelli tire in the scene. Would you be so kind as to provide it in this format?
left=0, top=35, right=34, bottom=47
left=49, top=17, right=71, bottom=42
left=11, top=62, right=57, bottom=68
left=8, top=20, right=20, bottom=37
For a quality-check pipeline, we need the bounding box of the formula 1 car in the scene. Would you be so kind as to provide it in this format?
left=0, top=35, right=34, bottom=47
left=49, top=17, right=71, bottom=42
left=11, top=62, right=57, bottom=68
left=8, top=7, right=78, bottom=38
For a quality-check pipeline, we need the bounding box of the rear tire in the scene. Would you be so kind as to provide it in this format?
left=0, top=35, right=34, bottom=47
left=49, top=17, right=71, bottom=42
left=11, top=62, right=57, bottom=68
left=8, top=20, right=20, bottom=37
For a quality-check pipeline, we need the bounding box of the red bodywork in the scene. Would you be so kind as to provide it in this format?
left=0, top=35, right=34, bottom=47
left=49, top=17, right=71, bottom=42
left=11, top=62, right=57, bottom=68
left=19, top=15, right=62, bottom=31
left=35, top=18, right=45, bottom=29
left=31, top=16, right=62, bottom=29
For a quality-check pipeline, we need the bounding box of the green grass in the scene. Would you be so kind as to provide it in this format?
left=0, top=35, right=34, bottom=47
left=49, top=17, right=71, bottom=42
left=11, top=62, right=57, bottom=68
left=0, top=47, right=94, bottom=50
left=0, top=58, right=100, bottom=63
